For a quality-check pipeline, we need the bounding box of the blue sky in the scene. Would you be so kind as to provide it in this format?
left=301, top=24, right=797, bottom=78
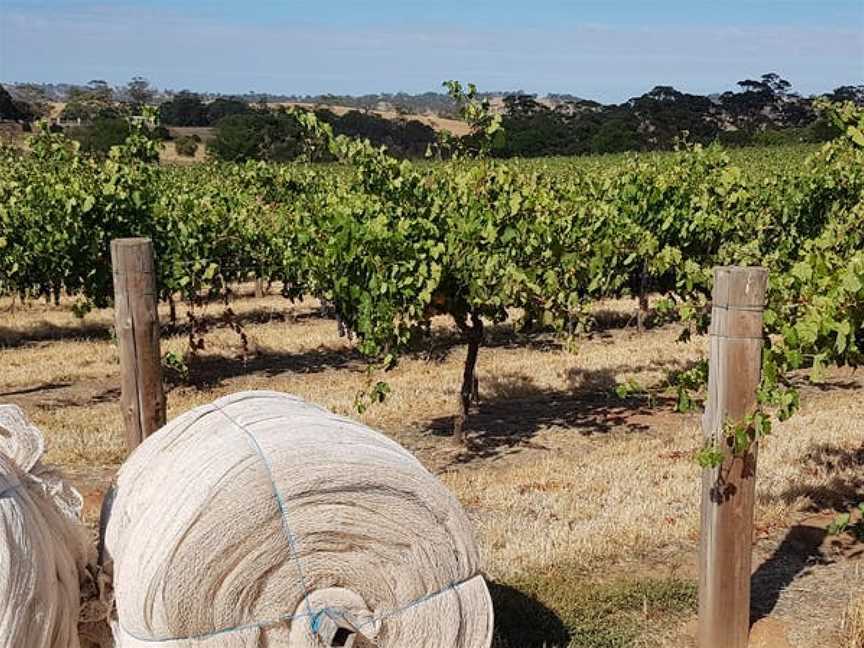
left=2, top=1, right=862, bottom=101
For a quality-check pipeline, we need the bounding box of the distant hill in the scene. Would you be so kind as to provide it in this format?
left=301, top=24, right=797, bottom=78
left=268, top=101, right=471, bottom=136
left=3, top=76, right=862, bottom=159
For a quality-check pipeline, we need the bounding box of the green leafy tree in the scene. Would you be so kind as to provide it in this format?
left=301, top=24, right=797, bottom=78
left=827, top=85, right=864, bottom=106
left=4, top=84, right=51, bottom=119
left=206, top=98, right=251, bottom=123
left=66, top=117, right=131, bottom=156
left=61, top=81, right=120, bottom=122
left=320, top=108, right=436, bottom=159
left=0, top=86, right=34, bottom=121
left=158, top=92, right=208, bottom=127
left=210, top=111, right=306, bottom=162
left=126, top=76, right=154, bottom=108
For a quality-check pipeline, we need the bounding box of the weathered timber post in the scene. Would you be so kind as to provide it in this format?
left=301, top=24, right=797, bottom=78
left=699, top=266, right=768, bottom=648
left=111, top=238, right=166, bottom=451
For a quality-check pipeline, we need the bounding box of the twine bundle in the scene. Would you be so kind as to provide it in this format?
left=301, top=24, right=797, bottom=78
left=0, top=405, right=90, bottom=648
left=104, top=391, right=493, bottom=647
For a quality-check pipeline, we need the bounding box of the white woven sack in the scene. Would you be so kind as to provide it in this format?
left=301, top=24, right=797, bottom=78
left=104, top=391, right=494, bottom=647
left=0, top=404, right=90, bottom=648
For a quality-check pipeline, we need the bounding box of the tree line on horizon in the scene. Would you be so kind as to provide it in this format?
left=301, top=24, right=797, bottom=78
left=495, top=75, right=864, bottom=156
left=2, top=74, right=862, bottom=159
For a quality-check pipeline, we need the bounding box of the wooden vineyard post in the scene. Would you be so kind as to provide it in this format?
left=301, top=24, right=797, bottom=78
left=111, top=238, right=167, bottom=451
left=699, top=266, right=768, bottom=648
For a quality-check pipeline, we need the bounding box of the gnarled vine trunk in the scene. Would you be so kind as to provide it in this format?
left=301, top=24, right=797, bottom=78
left=453, top=311, right=483, bottom=445
left=637, top=260, right=649, bottom=333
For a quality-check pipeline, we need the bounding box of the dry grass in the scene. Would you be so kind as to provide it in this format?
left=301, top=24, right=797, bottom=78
left=1, top=289, right=862, bottom=646
left=447, top=376, right=864, bottom=570
left=846, top=594, right=864, bottom=648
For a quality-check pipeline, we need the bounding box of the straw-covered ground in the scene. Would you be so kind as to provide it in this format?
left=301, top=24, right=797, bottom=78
left=1, top=287, right=861, bottom=647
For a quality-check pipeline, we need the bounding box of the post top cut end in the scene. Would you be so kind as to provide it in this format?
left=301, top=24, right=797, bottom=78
left=111, top=237, right=153, bottom=247
left=711, top=266, right=768, bottom=308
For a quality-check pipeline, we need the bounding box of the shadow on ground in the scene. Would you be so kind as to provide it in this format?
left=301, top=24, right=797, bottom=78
left=426, top=364, right=694, bottom=467
left=0, top=321, right=113, bottom=348
left=405, top=322, right=565, bottom=365
left=0, top=381, right=73, bottom=398
left=0, top=303, right=323, bottom=349
left=181, top=346, right=364, bottom=389
left=488, top=581, right=571, bottom=648
left=406, top=314, right=683, bottom=366
left=489, top=572, right=697, bottom=648
left=750, top=524, right=830, bottom=624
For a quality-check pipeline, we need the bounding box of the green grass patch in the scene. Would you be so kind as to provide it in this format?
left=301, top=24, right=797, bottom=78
left=490, top=569, right=697, bottom=648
